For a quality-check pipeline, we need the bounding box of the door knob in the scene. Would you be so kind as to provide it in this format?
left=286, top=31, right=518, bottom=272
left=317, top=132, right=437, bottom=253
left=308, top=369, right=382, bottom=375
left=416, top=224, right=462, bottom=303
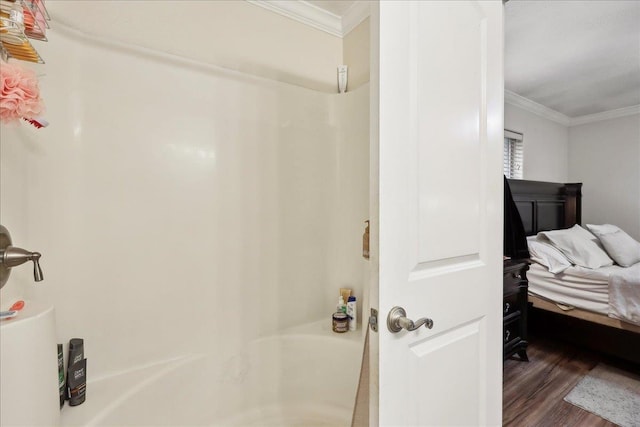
left=387, top=306, right=434, bottom=333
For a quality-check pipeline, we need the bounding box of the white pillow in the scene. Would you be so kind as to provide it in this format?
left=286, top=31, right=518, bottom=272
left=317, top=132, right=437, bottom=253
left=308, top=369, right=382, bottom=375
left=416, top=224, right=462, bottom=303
left=586, top=224, right=640, bottom=267
left=586, top=224, right=619, bottom=235
left=537, top=224, right=613, bottom=269
left=527, top=237, right=572, bottom=274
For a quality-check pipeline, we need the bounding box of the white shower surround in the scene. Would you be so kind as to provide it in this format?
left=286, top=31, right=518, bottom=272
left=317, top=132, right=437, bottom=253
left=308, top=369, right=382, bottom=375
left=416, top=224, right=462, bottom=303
left=0, top=8, right=369, bottom=425
left=61, top=321, right=362, bottom=426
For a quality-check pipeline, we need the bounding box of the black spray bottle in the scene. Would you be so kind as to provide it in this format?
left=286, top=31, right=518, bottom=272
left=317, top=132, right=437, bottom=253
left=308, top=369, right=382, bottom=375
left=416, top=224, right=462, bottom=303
left=66, top=338, right=87, bottom=406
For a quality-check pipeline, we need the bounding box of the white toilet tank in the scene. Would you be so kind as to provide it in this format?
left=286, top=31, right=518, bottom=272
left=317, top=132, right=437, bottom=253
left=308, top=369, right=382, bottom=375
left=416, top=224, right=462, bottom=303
left=1, top=301, right=60, bottom=426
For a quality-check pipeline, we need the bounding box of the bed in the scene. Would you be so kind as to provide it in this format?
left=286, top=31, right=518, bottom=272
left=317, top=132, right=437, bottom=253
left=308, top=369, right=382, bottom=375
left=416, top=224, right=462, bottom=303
left=508, top=179, right=640, bottom=364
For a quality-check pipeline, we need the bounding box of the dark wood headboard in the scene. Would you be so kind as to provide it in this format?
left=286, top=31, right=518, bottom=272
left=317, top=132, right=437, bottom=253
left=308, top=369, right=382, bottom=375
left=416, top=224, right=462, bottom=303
left=508, top=179, right=582, bottom=236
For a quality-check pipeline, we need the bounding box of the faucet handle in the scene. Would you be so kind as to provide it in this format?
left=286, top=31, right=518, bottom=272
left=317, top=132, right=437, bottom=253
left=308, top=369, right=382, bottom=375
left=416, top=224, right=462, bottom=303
left=0, top=225, right=44, bottom=288
left=32, top=252, right=43, bottom=282
left=1, top=246, right=44, bottom=283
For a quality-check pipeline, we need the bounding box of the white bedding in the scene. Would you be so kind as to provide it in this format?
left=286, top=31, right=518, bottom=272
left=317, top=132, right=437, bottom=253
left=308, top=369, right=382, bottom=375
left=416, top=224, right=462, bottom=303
left=608, top=263, right=640, bottom=325
left=527, top=223, right=640, bottom=326
left=528, top=261, right=640, bottom=326
left=527, top=262, right=609, bottom=315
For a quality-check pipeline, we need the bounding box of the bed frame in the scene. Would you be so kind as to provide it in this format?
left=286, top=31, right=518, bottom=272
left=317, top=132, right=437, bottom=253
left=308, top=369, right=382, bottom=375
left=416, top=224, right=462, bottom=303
left=508, top=179, right=640, bottom=364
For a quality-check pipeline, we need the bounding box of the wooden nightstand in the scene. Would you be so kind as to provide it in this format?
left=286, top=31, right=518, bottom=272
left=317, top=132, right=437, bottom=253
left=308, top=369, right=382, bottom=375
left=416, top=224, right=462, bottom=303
left=503, top=259, right=529, bottom=361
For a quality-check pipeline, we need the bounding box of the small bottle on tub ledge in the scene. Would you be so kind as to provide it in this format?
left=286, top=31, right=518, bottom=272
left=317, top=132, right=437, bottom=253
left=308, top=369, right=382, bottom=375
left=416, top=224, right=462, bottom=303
left=347, top=296, right=357, bottom=331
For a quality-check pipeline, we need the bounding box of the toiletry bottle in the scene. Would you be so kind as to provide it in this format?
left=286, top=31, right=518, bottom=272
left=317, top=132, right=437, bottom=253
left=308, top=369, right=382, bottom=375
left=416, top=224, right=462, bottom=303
left=57, top=344, right=65, bottom=408
left=66, top=338, right=87, bottom=406
left=67, top=359, right=87, bottom=406
left=332, top=312, right=349, bottom=333
left=347, top=296, right=357, bottom=331
left=337, top=295, right=347, bottom=314
left=340, top=288, right=352, bottom=305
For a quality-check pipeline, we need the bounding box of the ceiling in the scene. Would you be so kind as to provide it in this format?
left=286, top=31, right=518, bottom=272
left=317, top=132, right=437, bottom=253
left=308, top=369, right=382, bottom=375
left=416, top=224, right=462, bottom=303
left=505, top=0, right=640, bottom=118
left=307, top=0, right=640, bottom=120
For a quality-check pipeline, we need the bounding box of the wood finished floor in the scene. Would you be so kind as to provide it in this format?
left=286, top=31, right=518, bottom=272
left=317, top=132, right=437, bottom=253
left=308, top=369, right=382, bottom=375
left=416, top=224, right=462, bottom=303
left=503, top=335, right=639, bottom=427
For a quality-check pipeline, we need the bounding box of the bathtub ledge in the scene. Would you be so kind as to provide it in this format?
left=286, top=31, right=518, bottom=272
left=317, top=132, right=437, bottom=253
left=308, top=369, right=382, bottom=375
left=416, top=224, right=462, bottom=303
left=277, top=319, right=365, bottom=342
left=60, top=354, right=202, bottom=427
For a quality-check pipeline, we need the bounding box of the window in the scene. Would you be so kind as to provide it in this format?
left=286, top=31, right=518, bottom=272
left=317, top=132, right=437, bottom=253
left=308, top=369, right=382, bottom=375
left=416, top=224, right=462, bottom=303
left=504, top=129, right=523, bottom=179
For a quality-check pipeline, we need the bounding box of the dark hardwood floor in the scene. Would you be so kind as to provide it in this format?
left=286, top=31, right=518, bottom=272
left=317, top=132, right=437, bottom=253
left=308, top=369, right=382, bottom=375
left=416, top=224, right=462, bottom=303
left=503, top=335, right=639, bottom=427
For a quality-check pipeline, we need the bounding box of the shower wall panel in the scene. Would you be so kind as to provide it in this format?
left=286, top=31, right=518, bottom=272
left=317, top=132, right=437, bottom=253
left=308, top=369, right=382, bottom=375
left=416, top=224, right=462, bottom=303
left=0, top=27, right=359, bottom=379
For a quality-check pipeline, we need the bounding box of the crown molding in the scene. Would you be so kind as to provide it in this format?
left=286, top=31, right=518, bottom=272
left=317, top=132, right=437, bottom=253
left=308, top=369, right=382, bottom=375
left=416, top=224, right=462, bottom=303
left=505, top=90, right=571, bottom=126
left=569, top=104, right=640, bottom=126
left=247, top=1, right=342, bottom=37
left=506, top=90, right=640, bottom=127
left=246, top=1, right=370, bottom=38
left=342, top=1, right=371, bottom=36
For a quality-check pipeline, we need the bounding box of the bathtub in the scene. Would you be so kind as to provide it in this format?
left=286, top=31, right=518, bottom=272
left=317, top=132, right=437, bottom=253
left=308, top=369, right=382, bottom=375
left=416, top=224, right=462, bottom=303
left=61, top=320, right=363, bottom=427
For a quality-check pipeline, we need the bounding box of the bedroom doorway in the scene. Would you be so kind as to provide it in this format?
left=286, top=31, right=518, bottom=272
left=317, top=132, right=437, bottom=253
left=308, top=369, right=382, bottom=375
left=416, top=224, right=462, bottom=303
left=503, top=1, right=640, bottom=425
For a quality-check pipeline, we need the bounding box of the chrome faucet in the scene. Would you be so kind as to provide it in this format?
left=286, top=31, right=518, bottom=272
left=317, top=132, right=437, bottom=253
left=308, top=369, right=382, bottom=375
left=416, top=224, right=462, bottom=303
left=0, top=225, right=44, bottom=289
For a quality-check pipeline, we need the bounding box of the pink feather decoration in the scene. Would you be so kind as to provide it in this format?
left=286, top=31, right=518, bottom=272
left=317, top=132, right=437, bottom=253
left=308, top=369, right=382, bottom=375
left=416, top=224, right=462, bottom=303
left=0, top=61, right=44, bottom=124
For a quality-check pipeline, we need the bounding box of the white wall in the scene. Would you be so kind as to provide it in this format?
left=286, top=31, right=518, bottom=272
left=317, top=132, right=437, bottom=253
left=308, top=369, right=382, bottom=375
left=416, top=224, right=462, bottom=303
left=505, top=103, right=640, bottom=241
left=48, top=1, right=343, bottom=93
left=328, top=85, right=370, bottom=330
left=505, top=103, right=569, bottom=182
left=569, top=114, right=640, bottom=240
left=343, top=18, right=371, bottom=91
left=0, top=5, right=369, bottom=379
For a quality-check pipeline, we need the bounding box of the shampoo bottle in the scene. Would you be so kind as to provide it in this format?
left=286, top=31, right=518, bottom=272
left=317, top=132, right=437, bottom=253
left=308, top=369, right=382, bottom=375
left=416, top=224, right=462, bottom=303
left=347, top=296, right=357, bottom=331
left=66, top=338, right=87, bottom=406
left=337, top=295, right=346, bottom=314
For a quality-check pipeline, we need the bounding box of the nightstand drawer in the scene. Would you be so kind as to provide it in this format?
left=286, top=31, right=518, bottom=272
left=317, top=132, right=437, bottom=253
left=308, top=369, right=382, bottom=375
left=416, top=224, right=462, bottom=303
left=504, top=275, right=526, bottom=295
left=503, top=292, right=519, bottom=317
left=503, top=260, right=529, bottom=361
left=503, top=319, right=520, bottom=345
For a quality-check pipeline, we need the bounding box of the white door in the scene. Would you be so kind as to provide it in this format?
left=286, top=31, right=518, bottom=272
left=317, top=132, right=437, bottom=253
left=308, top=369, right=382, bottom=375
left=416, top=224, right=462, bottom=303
left=370, top=1, right=504, bottom=426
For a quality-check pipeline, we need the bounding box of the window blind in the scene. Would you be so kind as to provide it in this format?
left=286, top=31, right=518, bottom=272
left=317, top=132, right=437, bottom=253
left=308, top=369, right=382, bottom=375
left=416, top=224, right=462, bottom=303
left=504, top=130, right=523, bottom=179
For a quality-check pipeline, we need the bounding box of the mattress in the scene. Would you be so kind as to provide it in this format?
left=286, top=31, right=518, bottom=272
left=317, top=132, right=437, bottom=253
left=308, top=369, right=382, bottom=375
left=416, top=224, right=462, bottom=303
left=527, top=261, right=610, bottom=315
